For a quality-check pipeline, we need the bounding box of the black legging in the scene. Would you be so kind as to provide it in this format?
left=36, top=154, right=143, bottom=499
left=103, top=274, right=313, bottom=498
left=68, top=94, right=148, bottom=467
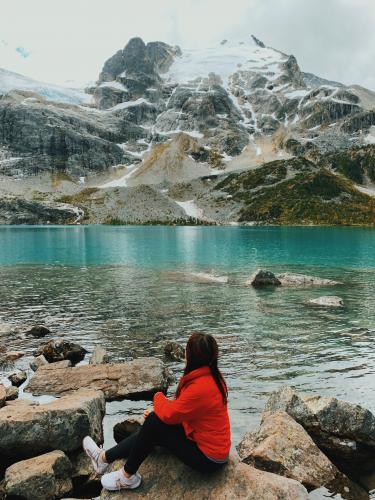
left=105, top=412, right=226, bottom=475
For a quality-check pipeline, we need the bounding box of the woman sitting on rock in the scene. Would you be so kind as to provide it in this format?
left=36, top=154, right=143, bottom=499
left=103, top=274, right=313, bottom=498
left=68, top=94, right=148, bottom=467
left=83, top=332, right=231, bottom=491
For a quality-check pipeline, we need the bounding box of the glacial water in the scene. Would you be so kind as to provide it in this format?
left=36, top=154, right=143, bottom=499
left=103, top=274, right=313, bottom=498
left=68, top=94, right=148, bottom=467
left=1, top=225, right=375, bottom=447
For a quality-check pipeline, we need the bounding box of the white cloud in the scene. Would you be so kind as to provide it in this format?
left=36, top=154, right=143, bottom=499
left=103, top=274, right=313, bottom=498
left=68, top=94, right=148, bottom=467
left=0, top=0, right=374, bottom=90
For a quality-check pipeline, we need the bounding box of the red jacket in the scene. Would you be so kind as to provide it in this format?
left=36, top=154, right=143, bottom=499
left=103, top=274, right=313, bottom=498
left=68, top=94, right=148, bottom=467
left=153, top=366, right=231, bottom=461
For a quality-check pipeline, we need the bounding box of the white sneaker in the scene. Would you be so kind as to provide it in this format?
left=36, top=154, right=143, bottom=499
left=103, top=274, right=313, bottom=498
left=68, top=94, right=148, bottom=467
left=82, top=436, right=108, bottom=474
left=101, top=469, right=142, bottom=491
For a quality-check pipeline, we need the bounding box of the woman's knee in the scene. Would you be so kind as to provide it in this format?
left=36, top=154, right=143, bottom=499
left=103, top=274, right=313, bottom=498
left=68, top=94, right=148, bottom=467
left=143, top=411, right=162, bottom=428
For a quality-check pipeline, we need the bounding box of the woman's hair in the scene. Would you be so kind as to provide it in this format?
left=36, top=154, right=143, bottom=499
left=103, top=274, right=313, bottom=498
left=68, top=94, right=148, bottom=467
left=175, top=331, right=228, bottom=404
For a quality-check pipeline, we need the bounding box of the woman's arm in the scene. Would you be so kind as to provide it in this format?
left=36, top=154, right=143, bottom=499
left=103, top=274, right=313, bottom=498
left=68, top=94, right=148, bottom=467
left=153, top=384, right=205, bottom=424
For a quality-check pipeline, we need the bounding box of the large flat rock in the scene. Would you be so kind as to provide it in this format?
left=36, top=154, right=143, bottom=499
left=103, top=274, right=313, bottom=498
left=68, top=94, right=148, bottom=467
left=5, top=450, right=72, bottom=500
left=100, top=453, right=308, bottom=499
left=25, top=357, right=170, bottom=401
left=237, top=411, right=367, bottom=499
left=0, top=389, right=105, bottom=461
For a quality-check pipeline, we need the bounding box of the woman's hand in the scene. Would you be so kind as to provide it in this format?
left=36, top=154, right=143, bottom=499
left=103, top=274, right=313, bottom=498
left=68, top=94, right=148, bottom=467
left=143, top=407, right=153, bottom=418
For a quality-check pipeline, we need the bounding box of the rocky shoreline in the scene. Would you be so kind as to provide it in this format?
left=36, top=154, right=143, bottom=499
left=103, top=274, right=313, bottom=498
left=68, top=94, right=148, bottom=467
left=1, top=327, right=375, bottom=499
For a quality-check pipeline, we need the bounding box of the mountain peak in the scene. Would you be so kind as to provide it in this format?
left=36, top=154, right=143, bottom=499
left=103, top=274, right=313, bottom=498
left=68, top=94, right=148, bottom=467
left=251, top=35, right=266, bottom=48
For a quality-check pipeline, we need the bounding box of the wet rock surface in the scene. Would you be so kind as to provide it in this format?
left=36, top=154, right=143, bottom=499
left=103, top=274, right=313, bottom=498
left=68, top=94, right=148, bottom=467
left=26, top=325, right=51, bottom=338
left=25, top=357, right=171, bottom=400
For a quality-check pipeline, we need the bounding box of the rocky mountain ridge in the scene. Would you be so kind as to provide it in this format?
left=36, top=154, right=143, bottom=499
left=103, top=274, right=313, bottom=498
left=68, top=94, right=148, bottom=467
left=0, top=35, right=375, bottom=225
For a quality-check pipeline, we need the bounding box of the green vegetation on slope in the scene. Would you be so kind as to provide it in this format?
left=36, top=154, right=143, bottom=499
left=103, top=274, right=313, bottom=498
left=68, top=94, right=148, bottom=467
left=237, top=170, right=375, bottom=225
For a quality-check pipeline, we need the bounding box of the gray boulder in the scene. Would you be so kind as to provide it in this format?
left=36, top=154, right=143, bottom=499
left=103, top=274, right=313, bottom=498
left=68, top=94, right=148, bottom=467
left=306, top=296, right=344, bottom=308
left=276, top=273, right=342, bottom=287
left=100, top=452, right=308, bottom=499
left=237, top=411, right=367, bottom=498
left=30, top=354, right=49, bottom=371
left=113, top=416, right=144, bottom=443
left=5, top=450, right=72, bottom=500
left=25, top=357, right=170, bottom=401
left=246, top=269, right=282, bottom=287
left=26, top=325, right=51, bottom=338
left=0, top=389, right=105, bottom=461
left=164, top=341, right=185, bottom=362
left=265, top=386, right=375, bottom=475
left=34, top=338, right=87, bottom=364
left=8, top=369, right=27, bottom=387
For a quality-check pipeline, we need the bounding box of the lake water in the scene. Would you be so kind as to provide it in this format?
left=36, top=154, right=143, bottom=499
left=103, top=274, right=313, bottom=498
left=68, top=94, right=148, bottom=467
left=1, top=225, right=375, bottom=446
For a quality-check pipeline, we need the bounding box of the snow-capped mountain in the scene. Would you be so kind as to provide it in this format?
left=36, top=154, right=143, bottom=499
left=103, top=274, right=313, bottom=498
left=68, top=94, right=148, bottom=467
left=0, top=34, right=375, bottom=225
left=0, top=67, right=92, bottom=104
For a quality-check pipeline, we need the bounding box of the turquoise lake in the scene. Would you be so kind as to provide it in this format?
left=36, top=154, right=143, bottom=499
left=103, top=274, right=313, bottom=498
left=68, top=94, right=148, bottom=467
left=1, top=225, right=375, bottom=444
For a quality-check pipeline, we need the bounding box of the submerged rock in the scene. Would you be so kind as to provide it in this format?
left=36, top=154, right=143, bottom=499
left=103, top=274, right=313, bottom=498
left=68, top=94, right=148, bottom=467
left=265, top=386, right=375, bottom=477
left=89, top=346, right=109, bottom=365
left=164, top=341, right=185, bottom=362
left=26, top=325, right=51, bottom=338
left=276, top=273, right=342, bottom=287
left=246, top=270, right=282, bottom=287
left=0, top=389, right=105, bottom=461
left=113, top=416, right=144, bottom=443
left=306, top=296, right=344, bottom=308
left=30, top=354, right=49, bottom=371
left=8, top=369, right=27, bottom=387
left=34, top=338, right=87, bottom=364
left=100, top=452, right=308, bottom=499
left=5, top=350, right=25, bottom=361
left=237, top=411, right=367, bottom=498
left=4, top=450, right=72, bottom=500
left=25, top=357, right=170, bottom=401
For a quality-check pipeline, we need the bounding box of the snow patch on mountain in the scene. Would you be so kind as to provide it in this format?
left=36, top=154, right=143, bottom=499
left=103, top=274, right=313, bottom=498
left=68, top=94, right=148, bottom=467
left=0, top=67, right=92, bottom=104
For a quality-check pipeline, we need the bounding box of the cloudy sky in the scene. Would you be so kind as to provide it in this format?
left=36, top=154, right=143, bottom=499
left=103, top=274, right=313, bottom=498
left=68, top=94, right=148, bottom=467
left=1, top=0, right=374, bottom=90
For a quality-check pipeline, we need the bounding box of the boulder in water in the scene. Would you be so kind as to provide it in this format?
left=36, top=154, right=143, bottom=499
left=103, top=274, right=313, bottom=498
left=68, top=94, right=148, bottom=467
left=237, top=411, right=367, bottom=498
left=164, top=341, right=185, bottom=362
left=34, top=338, right=87, bottom=364
left=5, top=350, right=25, bottom=361
left=8, top=369, right=27, bottom=387
left=246, top=270, right=282, bottom=287
left=277, top=273, right=342, bottom=287
left=26, top=325, right=51, bottom=338
left=4, top=450, right=72, bottom=500
left=306, top=296, right=344, bottom=308
left=100, top=452, right=308, bottom=499
left=113, top=416, right=144, bottom=443
left=25, top=357, right=171, bottom=401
